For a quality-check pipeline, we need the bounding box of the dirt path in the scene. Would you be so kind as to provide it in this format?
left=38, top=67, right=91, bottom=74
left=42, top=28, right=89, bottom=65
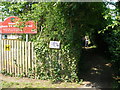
left=79, top=48, right=114, bottom=88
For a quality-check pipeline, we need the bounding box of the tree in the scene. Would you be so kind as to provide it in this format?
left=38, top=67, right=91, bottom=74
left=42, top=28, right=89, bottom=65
left=1, top=2, right=107, bottom=82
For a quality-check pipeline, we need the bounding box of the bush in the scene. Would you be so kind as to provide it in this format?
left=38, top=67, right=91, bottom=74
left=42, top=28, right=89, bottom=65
left=101, top=25, right=120, bottom=88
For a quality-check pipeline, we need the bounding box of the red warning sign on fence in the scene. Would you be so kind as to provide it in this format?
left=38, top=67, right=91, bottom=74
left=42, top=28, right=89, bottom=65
left=0, top=16, right=37, bottom=34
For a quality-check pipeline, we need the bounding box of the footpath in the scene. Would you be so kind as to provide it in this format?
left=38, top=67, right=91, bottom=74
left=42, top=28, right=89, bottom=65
left=79, top=48, right=114, bottom=88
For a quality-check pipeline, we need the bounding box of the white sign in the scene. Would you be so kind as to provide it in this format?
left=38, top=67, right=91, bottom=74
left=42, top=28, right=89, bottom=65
left=49, top=41, right=60, bottom=49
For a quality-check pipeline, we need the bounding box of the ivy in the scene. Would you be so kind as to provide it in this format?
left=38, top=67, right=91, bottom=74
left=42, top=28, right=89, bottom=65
left=1, top=2, right=107, bottom=83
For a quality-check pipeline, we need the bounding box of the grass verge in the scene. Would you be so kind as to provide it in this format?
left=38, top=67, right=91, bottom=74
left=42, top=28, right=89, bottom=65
left=1, top=80, right=82, bottom=88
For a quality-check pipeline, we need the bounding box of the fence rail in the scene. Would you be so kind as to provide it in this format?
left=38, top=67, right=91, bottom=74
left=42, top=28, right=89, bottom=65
left=0, top=40, right=36, bottom=78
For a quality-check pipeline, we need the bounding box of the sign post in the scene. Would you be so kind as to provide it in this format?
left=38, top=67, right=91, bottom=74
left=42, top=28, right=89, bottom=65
left=26, top=34, right=28, bottom=42
left=0, top=34, right=2, bottom=40
left=49, top=41, right=61, bottom=72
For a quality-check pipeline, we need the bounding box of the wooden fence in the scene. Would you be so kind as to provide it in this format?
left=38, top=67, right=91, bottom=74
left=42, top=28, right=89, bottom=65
left=0, top=40, right=37, bottom=78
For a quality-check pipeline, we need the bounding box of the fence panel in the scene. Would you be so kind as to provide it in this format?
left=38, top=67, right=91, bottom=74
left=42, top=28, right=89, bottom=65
left=0, top=40, right=36, bottom=78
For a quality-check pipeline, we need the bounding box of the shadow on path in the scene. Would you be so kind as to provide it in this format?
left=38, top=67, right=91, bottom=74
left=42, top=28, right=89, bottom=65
left=78, top=48, right=114, bottom=88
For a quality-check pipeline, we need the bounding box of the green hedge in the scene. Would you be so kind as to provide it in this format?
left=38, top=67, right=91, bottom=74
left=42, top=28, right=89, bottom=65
left=32, top=24, right=81, bottom=82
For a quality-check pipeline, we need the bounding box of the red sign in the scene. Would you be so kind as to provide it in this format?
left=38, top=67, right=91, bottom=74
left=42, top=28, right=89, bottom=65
left=0, top=16, right=37, bottom=34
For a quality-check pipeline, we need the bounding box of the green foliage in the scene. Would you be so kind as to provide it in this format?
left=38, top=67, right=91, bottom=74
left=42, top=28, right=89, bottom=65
left=103, top=26, right=120, bottom=88
left=1, top=1, right=120, bottom=88
left=98, top=2, right=120, bottom=88
left=1, top=2, right=107, bottom=83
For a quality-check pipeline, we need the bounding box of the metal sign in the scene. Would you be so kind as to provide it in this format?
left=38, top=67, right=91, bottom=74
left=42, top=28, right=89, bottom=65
left=49, top=41, right=60, bottom=49
left=5, top=45, right=11, bottom=51
left=0, top=16, right=37, bottom=34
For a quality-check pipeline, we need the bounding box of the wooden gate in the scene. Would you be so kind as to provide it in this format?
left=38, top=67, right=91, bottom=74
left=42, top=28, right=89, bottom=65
left=0, top=40, right=36, bottom=78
